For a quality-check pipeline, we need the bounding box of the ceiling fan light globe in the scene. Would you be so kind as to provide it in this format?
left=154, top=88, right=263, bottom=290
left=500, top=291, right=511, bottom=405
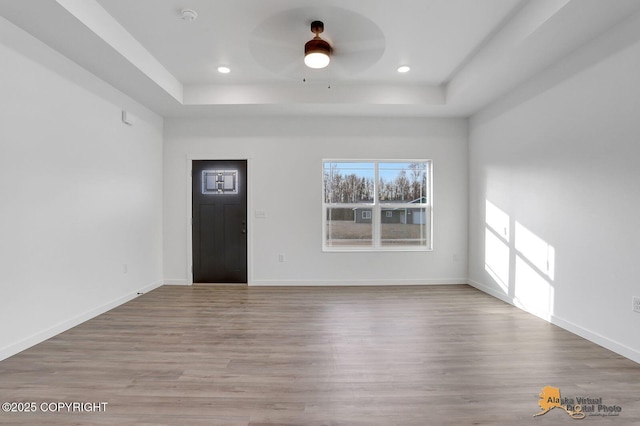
left=304, top=52, right=330, bottom=69
left=304, top=36, right=331, bottom=69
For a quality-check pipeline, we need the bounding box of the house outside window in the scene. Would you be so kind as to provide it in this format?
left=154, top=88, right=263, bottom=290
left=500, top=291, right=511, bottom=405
left=322, top=160, right=432, bottom=251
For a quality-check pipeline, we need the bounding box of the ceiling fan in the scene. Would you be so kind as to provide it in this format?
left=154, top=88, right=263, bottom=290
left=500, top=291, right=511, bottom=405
left=304, top=20, right=331, bottom=69
left=248, top=6, right=385, bottom=80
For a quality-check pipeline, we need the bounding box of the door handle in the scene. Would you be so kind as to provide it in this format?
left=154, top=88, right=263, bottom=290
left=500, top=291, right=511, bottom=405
left=242, top=221, right=246, bottom=234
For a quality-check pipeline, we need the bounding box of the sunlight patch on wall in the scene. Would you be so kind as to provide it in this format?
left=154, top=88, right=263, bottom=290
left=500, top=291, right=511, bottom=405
left=483, top=200, right=557, bottom=318
left=485, top=229, right=510, bottom=293
left=513, top=221, right=555, bottom=320
left=484, top=200, right=510, bottom=293
left=485, top=200, right=510, bottom=241
left=515, top=221, right=555, bottom=280
left=514, top=256, right=554, bottom=321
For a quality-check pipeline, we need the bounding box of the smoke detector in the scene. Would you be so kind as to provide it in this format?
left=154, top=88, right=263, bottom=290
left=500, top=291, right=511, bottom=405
left=180, top=9, right=198, bottom=22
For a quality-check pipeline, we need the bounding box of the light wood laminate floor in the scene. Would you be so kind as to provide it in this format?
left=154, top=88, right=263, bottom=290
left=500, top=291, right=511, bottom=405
left=0, top=285, right=638, bottom=425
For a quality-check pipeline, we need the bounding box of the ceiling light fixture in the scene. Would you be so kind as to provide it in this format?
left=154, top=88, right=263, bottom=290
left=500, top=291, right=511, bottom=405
left=304, top=21, right=331, bottom=69
left=217, top=66, right=231, bottom=74
left=397, top=65, right=411, bottom=73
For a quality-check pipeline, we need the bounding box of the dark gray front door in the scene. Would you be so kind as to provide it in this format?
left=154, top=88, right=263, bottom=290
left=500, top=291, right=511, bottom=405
left=192, top=160, right=247, bottom=283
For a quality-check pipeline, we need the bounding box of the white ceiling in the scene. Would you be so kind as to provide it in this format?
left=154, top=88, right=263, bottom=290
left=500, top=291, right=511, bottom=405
left=2, top=0, right=640, bottom=118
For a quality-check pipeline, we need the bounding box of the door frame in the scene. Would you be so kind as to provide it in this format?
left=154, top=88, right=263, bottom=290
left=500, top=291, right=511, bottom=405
left=186, top=156, right=252, bottom=285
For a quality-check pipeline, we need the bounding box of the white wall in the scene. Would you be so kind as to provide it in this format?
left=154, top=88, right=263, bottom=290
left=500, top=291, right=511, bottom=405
left=164, top=116, right=468, bottom=286
left=468, top=12, right=640, bottom=363
left=0, top=17, right=164, bottom=360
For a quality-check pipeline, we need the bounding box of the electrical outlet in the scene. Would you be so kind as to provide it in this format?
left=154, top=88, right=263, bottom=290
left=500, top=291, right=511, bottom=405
left=633, top=296, right=640, bottom=313
left=278, top=254, right=285, bottom=262
left=123, top=264, right=128, bottom=274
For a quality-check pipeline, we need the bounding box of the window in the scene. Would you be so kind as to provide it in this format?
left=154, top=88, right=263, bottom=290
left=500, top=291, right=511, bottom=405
left=202, top=170, right=238, bottom=194
left=323, top=160, right=432, bottom=251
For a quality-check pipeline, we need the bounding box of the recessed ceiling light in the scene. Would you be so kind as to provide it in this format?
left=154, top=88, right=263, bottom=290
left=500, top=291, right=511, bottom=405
left=397, top=65, right=410, bottom=73
left=217, top=66, right=231, bottom=74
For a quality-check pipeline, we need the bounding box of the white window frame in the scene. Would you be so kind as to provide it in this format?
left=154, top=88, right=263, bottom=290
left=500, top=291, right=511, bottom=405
left=322, top=159, right=433, bottom=252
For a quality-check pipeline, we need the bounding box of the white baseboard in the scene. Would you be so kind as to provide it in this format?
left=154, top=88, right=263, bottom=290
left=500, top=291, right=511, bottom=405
left=550, top=315, right=640, bottom=365
left=0, top=280, right=163, bottom=362
left=250, top=279, right=467, bottom=286
left=468, top=279, right=513, bottom=305
left=468, top=280, right=640, bottom=365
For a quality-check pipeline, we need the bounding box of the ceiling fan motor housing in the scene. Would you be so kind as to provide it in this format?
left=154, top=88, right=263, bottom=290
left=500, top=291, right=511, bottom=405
left=310, top=20, right=324, bottom=35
